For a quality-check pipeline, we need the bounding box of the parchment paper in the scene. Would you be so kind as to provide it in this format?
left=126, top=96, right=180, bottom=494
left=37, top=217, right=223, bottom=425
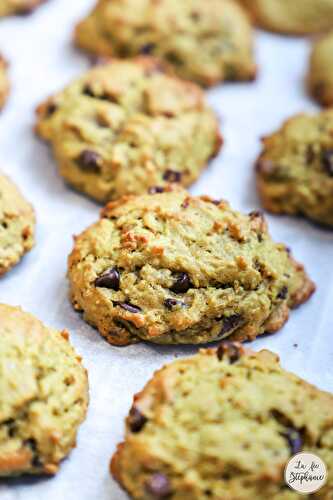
left=0, top=1, right=332, bottom=498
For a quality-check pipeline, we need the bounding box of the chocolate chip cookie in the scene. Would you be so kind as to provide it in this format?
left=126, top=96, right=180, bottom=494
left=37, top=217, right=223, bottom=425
left=0, top=0, right=46, bottom=16
left=0, top=304, right=89, bottom=476
left=0, top=173, right=35, bottom=276
left=74, top=0, right=257, bottom=87
left=36, top=57, right=221, bottom=203
left=111, top=343, right=333, bottom=499
left=68, top=186, right=314, bottom=346
left=256, top=111, right=333, bottom=227
left=0, top=55, right=9, bottom=110
left=309, top=31, right=333, bottom=107
left=238, top=0, right=333, bottom=35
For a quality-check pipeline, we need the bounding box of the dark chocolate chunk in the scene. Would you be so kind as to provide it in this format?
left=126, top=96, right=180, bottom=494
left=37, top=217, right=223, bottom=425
left=45, top=102, right=57, bottom=117
left=217, top=341, right=242, bottom=364
left=148, top=186, right=164, bottom=194
left=163, top=170, right=182, bottom=183
left=114, top=302, right=142, bottom=313
left=321, top=149, right=333, bottom=176
left=282, top=428, right=303, bottom=455
left=128, top=406, right=148, bottom=433
left=248, top=210, right=264, bottom=219
left=82, top=84, right=95, bottom=97
left=277, top=286, right=288, bottom=300
left=140, top=43, right=156, bottom=55
left=77, top=150, right=101, bottom=173
left=95, top=268, right=120, bottom=291
left=219, top=314, right=242, bottom=336
left=145, top=473, right=172, bottom=498
left=24, top=438, right=43, bottom=468
left=170, top=272, right=192, bottom=294
left=164, top=298, right=185, bottom=310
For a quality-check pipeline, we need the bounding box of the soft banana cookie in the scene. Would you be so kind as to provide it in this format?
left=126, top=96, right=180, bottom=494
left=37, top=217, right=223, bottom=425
left=0, top=55, right=9, bottom=109
left=36, top=58, right=221, bottom=203
left=68, top=187, right=314, bottom=346
left=0, top=0, right=46, bottom=16
left=238, top=0, right=333, bottom=35
left=74, top=0, right=256, bottom=87
left=111, top=343, right=333, bottom=499
left=0, top=304, right=89, bottom=476
left=309, top=32, right=333, bottom=107
left=0, top=173, right=35, bottom=275
left=256, top=111, right=333, bottom=227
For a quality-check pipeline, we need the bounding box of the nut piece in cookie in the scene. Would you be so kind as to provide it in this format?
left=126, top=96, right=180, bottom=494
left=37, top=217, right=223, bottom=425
left=238, top=0, right=333, bottom=35
left=74, top=0, right=257, bottom=87
left=68, top=186, right=314, bottom=346
left=308, top=31, right=333, bottom=107
left=256, top=110, right=333, bottom=227
left=0, top=0, right=47, bottom=17
left=0, top=173, right=35, bottom=276
left=0, top=55, right=9, bottom=110
left=35, top=57, right=222, bottom=203
left=111, top=345, right=333, bottom=499
left=0, top=304, right=89, bottom=476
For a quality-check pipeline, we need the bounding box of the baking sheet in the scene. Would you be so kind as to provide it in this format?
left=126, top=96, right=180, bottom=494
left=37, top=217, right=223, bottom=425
left=0, top=1, right=333, bottom=499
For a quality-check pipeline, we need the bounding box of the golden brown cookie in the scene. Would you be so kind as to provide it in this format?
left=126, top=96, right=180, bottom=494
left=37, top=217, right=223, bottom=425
left=0, top=173, right=35, bottom=276
left=68, top=186, right=314, bottom=346
left=111, top=343, right=333, bottom=499
left=74, top=0, right=257, bottom=87
left=238, top=0, right=333, bottom=35
left=308, top=31, right=333, bottom=107
left=0, top=304, right=89, bottom=476
left=36, top=58, right=222, bottom=203
left=0, top=55, right=9, bottom=110
left=256, top=110, right=333, bottom=227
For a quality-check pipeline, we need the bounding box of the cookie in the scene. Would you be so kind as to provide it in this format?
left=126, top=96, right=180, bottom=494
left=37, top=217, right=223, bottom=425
left=0, top=55, right=9, bottom=110
left=0, top=173, right=35, bottom=276
left=0, top=0, right=46, bottom=16
left=309, top=32, right=333, bottom=107
left=111, top=343, right=333, bottom=499
left=256, top=111, right=333, bottom=227
left=36, top=58, right=222, bottom=203
left=0, top=304, right=89, bottom=476
left=68, top=186, right=314, bottom=346
left=74, top=0, right=256, bottom=87
left=238, top=0, right=333, bottom=35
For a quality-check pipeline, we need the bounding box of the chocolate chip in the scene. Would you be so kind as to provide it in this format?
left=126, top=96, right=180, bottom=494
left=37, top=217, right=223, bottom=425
left=170, top=272, right=192, bottom=294
left=306, top=145, right=315, bottom=164
left=45, top=102, right=57, bottom=117
left=140, top=43, right=155, bottom=54
left=148, top=186, right=164, bottom=194
left=321, top=150, right=333, bottom=176
left=277, top=286, right=288, bottom=300
left=164, top=298, right=185, bottom=310
left=282, top=428, right=303, bottom=455
left=77, top=150, right=101, bottom=173
left=95, top=268, right=120, bottom=290
left=24, top=438, right=43, bottom=468
left=219, top=314, right=243, bottom=336
left=82, top=84, right=95, bottom=97
left=145, top=473, right=172, bottom=498
left=114, top=302, right=142, bottom=313
left=248, top=210, right=263, bottom=218
left=163, top=170, right=182, bottom=183
left=217, top=341, right=242, bottom=364
left=128, top=406, right=147, bottom=433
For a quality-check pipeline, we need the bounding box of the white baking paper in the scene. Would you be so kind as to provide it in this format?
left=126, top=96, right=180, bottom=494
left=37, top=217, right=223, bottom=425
left=0, top=1, right=332, bottom=499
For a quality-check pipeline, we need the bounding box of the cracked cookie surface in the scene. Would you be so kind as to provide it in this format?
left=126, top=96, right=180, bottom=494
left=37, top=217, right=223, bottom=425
left=238, top=0, right=333, bottom=35
left=74, top=0, right=256, bottom=87
left=0, top=0, right=46, bottom=16
left=256, top=111, right=333, bottom=227
left=111, top=344, right=333, bottom=499
left=0, top=304, right=89, bottom=476
left=309, top=32, right=333, bottom=107
left=68, top=187, right=314, bottom=346
left=0, top=55, right=9, bottom=110
left=36, top=58, right=222, bottom=203
left=0, top=173, right=35, bottom=276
